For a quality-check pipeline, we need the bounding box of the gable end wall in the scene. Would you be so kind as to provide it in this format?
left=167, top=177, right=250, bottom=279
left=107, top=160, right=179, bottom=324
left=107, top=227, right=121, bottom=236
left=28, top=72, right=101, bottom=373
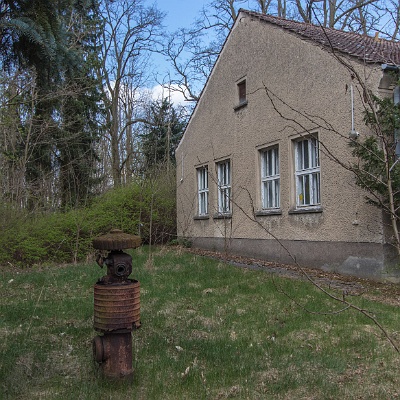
left=176, top=14, right=399, bottom=281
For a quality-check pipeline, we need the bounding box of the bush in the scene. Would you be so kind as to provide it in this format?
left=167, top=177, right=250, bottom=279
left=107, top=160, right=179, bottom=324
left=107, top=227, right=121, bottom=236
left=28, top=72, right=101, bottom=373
left=0, top=171, right=177, bottom=267
left=168, top=238, right=192, bottom=248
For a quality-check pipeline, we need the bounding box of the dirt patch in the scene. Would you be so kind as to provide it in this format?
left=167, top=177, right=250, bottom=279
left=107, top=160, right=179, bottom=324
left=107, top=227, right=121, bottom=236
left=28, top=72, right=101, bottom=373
left=187, top=248, right=400, bottom=306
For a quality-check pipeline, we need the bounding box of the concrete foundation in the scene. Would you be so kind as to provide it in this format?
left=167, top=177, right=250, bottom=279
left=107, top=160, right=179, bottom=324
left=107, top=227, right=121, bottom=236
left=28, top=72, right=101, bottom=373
left=190, top=237, right=400, bottom=281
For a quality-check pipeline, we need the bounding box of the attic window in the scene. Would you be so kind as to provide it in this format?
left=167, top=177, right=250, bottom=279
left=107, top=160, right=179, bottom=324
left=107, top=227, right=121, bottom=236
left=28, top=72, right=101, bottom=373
left=238, top=80, right=246, bottom=103
left=235, top=79, right=248, bottom=109
left=234, top=79, right=248, bottom=111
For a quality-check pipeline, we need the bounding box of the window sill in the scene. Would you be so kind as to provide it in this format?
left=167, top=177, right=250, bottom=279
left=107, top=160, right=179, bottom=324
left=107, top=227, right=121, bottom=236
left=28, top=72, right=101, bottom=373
left=213, top=213, right=232, bottom=219
left=255, top=209, right=282, bottom=216
left=194, top=215, right=209, bottom=220
left=288, top=206, right=323, bottom=215
left=233, top=100, right=248, bottom=111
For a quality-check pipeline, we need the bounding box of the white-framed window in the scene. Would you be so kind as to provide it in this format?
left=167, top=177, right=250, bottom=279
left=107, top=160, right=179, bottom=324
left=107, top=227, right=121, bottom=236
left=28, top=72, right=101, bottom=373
left=217, top=160, right=231, bottom=213
left=294, top=135, right=321, bottom=207
left=260, top=146, right=280, bottom=209
left=197, top=166, right=208, bottom=215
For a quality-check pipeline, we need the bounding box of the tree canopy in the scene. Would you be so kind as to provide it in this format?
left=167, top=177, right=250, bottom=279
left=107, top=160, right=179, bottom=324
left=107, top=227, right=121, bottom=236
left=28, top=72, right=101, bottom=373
left=0, top=0, right=399, bottom=212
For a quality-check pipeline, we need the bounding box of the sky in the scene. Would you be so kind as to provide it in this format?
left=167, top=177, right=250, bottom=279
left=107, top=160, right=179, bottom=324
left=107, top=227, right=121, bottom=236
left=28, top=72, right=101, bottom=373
left=149, top=0, right=210, bottom=105
left=155, top=0, right=207, bottom=31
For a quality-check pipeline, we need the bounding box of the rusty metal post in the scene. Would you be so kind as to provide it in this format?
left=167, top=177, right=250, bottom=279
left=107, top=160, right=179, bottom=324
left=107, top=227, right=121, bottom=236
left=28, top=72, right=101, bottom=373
left=92, top=229, right=141, bottom=381
left=93, top=332, right=133, bottom=379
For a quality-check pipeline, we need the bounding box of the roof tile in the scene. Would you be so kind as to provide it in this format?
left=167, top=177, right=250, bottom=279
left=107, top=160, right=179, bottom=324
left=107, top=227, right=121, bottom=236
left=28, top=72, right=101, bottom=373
left=243, top=10, right=400, bottom=65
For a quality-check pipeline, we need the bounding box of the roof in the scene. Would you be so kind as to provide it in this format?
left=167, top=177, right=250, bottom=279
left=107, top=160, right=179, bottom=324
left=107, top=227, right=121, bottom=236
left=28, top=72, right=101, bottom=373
left=242, top=9, right=400, bottom=65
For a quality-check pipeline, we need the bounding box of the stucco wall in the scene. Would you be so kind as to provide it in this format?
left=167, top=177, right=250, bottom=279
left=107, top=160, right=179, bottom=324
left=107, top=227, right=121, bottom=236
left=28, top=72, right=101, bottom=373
left=176, top=13, right=398, bottom=279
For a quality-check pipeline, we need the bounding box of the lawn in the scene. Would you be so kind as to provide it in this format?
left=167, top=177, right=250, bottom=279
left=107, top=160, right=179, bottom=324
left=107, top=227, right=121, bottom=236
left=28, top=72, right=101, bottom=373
left=1, top=247, right=400, bottom=399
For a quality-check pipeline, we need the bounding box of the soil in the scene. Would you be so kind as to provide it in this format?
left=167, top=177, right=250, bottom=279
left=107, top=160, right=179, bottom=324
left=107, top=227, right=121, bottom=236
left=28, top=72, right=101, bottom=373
left=187, top=248, right=400, bottom=307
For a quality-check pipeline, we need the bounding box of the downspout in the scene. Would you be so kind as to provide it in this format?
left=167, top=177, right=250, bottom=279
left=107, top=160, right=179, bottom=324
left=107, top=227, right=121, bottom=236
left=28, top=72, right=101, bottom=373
left=349, top=84, right=359, bottom=139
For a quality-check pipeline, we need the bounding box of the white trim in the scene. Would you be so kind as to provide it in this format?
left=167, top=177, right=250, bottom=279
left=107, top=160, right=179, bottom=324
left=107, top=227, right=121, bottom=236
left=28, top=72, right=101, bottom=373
left=260, top=146, right=280, bottom=209
left=197, top=166, right=209, bottom=215
left=294, top=136, right=321, bottom=207
left=217, top=160, right=231, bottom=213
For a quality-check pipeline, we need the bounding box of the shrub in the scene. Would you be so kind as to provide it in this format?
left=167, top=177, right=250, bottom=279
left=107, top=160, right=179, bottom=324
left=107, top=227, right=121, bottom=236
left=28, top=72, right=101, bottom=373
left=0, top=170, right=177, bottom=267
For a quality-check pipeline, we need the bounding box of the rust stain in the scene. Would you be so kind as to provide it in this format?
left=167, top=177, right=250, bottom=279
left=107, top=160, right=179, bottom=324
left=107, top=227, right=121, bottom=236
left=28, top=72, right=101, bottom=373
left=94, top=280, right=141, bottom=332
left=92, top=229, right=141, bottom=251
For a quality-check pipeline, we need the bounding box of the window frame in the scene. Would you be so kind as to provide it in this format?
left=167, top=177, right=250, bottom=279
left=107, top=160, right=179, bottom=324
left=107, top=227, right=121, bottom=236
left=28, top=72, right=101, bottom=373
left=260, top=145, right=280, bottom=210
left=294, top=135, right=321, bottom=208
left=237, top=79, right=247, bottom=105
left=197, top=166, right=209, bottom=216
left=217, top=159, right=231, bottom=214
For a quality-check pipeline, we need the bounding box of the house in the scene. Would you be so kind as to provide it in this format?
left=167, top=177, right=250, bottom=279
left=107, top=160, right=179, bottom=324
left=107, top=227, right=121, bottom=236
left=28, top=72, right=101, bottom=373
left=175, top=9, right=400, bottom=280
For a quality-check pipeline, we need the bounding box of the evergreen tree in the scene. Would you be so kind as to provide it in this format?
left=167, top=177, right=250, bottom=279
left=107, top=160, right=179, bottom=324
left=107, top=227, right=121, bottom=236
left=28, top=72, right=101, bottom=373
left=141, top=98, right=186, bottom=172
left=350, top=92, right=400, bottom=255
left=0, top=0, right=103, bottom=209
left=55, top=0, right=104, bottom=208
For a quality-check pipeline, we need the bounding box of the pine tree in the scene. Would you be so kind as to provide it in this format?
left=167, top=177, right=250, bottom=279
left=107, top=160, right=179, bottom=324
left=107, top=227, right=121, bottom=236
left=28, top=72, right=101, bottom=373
left=0, top=0, right=103, bottom=209
left=141, top=98, right=186, bottom=172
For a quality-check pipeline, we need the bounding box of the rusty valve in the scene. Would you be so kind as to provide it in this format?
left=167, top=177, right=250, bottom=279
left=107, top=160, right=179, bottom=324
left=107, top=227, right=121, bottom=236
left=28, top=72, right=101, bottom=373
left=92, top=229, right=141, bottom=381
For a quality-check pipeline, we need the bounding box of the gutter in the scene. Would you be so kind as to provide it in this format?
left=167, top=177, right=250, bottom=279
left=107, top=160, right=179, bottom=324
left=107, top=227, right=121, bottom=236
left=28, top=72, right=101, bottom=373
left=382, top=63, right=399, bottom=72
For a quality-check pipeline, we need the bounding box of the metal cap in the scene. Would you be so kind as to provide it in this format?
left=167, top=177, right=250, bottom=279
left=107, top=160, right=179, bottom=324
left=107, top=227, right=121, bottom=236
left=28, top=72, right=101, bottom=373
left=92, top=229, right=141, bottom=251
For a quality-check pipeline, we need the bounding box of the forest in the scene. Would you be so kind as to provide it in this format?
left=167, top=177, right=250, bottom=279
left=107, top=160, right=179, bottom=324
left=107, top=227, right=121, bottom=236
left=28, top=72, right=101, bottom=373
left=0, top=0, right=399, bottom=266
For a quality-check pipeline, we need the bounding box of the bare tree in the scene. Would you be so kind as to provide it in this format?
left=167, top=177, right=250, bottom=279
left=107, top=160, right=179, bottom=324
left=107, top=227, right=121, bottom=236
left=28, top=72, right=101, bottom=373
left=0, top=68, right=61, bottom=209
left=97, top=0, right=164, bottom=187
left=380, top=0, right=400, bottom=40
left=162, top=0, right=400, bottom=107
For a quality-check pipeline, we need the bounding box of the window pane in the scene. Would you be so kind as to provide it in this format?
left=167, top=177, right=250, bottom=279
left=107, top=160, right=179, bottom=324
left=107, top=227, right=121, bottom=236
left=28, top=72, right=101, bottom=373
left=303, top=141, right=309, bottom=169
left=268, top=181, right=278, bottom=208
left=199, top=192, right=205, bottom=214
left=297, top=142, right=303, bottom=170
left=238, top=81, right=246, bottom=103
left=262, top=182, right=267, bottom=208
left=261, top=147, right=280, bottom=209
left=220, top=188, right=231, bottom=212
left=218, top=160, right=231, bottom=213
left=295, top=136, right=321, bottom=207
left=312, top=172, right=320, bottom=204
left=274, top=180, right=280, bottom=207
left=262, top=147, right=278, bottom=177
left=267, top=181, right=273, bottom=207
left=197, top=167, right=208, bottom=215
left=311, top=138, right=319, bottom=167
left=267, top=149, right=273, bottom=175
left=304, top=174, right=310, bottom=204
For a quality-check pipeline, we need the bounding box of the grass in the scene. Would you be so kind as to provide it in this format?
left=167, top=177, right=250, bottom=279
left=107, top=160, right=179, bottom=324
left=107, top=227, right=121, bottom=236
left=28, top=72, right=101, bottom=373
left=1, top=246, right=400, bottom=399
